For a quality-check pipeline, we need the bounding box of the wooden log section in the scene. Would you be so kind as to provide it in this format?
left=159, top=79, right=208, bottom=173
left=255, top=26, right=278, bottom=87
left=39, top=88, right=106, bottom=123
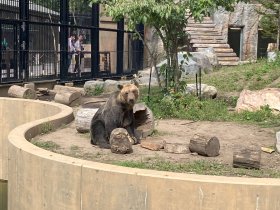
left=54, top=90, right=81, bottom=106
left=75, top=108, right=98, bottom=133
left=233, top=148, right=261, bottom=169
left=189, top=134, right=220, bottom=157
left=8, top=85, right=37, bottom=99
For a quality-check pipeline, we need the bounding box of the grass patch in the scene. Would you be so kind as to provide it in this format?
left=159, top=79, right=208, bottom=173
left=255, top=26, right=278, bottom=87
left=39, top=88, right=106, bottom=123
left=116, top=159, right=280, bottom=178
left=140, top=88, right=280, bottom=127
left=184, top=57, right=280, bottom=93
left=32, top=140, right=60, bottom=152
left=40, top=122, right=53, bottom=134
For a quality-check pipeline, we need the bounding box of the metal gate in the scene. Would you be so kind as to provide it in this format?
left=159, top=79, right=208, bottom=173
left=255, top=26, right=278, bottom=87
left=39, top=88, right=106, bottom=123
left=0, top=0, right=143, bottom=84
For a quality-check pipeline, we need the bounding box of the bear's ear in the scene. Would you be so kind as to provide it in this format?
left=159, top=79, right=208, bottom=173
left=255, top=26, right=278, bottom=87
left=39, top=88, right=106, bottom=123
left=131, top=79, right=139, bottom=87
left=117, top=84, right=123, bottom=90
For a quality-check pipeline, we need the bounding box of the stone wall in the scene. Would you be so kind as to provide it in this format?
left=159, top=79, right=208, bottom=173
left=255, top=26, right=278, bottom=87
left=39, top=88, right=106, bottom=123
left=213, top=3, right=261, bottom=61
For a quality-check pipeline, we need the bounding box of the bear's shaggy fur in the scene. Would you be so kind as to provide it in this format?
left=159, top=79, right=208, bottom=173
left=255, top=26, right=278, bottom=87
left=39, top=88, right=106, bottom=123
left=90, top=83, right=139, bottom=148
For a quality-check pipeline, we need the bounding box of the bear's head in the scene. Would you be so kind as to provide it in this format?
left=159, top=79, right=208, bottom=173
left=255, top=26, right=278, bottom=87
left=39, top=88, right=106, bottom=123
left=117, top=83, right=139, bottom=108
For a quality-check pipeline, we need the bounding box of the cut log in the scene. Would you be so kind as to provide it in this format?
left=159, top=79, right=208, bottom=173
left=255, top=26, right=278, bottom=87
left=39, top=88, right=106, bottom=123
left=75, top=108, right=98, bottom=133
left=37, top=87, right=50, bottom=95
left=8, top=85, right=37, bottom=99
left=189, top=134, right=220, bottom=157
left=110, top=128, right=133, bottom=154
left=53, top=85, right=85, bottom=96
left=54, top=90, right=81, bottom=106
left=163, top=141, right=189, bottom=154
left=233, top=148, right=261, bottom=169
left=133, top=103, right=155, bottom=138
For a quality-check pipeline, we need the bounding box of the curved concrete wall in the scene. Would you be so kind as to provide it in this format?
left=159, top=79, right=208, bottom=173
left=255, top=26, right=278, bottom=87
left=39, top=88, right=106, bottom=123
left=2, top=98, right=280, bottom=210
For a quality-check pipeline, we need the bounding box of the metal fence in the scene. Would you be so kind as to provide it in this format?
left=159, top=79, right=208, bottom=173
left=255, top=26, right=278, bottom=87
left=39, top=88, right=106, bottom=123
left=0, top=0, right=143, bottom=84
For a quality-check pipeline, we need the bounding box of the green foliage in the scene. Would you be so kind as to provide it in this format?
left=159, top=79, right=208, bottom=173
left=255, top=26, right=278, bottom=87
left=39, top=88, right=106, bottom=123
left=33, top=141, right=60, bottom=152
left=116, top=159, right=280, bottom=178
left=256, top=0, right=280, bottom=48
left=140, top=84, right=280, bottom=127
left=85, top=85, right=104, bottom=96
left=40, top=122, right=53, bottom=134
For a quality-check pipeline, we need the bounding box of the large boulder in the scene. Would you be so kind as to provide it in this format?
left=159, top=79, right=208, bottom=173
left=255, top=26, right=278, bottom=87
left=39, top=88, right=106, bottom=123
left=236, top=88, right=280, bottom=112
left=190, top=52, right=213, bottom=74
left=197, top=47, right=219, bottom=67
left=156, top=52, right=213, bottom=79
left=84, top=80, right=104, bottom=95
left=185, top=83, right=218, bottom=99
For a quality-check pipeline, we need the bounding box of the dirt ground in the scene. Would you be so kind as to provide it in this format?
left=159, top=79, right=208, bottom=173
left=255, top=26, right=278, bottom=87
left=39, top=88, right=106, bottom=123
left=33, top=97, right=280, bottom=170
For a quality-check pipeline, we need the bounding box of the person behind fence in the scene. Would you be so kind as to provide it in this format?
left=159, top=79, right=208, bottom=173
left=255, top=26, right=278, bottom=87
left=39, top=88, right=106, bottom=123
left=73, top=34, right=84, bottom=73
left=1, top=37, right=8, bottom=50
left=67, top=34, right=76, bottom=72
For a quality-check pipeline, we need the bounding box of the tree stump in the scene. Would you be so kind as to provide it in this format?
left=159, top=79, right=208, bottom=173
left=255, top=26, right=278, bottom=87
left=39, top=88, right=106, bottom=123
left=110, top=128, right=133, bottom=154
left=54, top=90, right=81, bottom=106
left=8, top=85, right=37, bottom=99
left=189, top=134, right=220, bottom=157
left=133, top=103, right=155, bottom=138
left=75, top=108, right=98, bottom=133
left=53, top=85, right=85, bottom=96
left=233, top=148, right=261, bottom=169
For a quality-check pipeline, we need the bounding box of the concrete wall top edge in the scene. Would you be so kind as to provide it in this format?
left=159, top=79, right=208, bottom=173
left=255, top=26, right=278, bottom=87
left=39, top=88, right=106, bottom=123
left=4, top=98, right=280, bottom=187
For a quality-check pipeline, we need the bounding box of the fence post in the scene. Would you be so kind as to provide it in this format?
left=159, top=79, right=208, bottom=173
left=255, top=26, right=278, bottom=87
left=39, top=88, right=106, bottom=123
left=60, top=0, right=69, bottom=82
left=92, top=3, right=100, bottom=78
left=19, top=0, right=29, bottom=81
left=133, top=24, right=144, bottom=71
left=117, top=19, right=124, bottom=75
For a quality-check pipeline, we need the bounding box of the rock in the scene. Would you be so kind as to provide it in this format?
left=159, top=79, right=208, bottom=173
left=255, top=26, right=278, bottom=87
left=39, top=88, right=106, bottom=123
left=198, top=47, right=219, bottom=67
left=103, top=79, right=119, bottom=93
left=236, top=88, right=280, bottom=113
left=24, top=82, right=35, bottom=90
left=133, top=103, right=155, bottom=138
left=141, top=141, right=162, bottom=151
left=163, top=141, right=189, bottom=154
left=110, top=128, right=133, bottom=154
left=138, top=76, right=159, bottom=87
left=190, top=52, right=213, bottom=74
left=185, top=83, right=217, bottom=99
left=84, top=80, right=105, bottom=95
left=268, top=52, right=277, bottom=62
left=75, top=108, right=98, bottom=133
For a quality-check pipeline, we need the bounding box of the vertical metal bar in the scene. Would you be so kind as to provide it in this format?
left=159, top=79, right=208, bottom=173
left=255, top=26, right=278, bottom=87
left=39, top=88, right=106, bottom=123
left=135, top=24, right=144, bottom=71
left=91, top=3, right=99, bottom=78
left=199, top=68, right=202, bottom=101
left=116, top=18, right=124, bottom=75
left=19, top=0, right=29, bottom=81
left=195, top=73, right=198, bottom=97
left=0, top=23, right=2, bottom=81
left=60, top=0, right=69, bottom=82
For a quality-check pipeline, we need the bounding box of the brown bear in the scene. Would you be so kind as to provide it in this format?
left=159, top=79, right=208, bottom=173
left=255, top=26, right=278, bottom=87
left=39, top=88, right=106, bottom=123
left=90, top=82, right=139, bottom=148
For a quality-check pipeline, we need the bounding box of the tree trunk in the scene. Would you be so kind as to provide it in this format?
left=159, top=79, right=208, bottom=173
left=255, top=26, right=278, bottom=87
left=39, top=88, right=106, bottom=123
left=233, top=148, right=261, bottom=169
left=8, top=85, right=36, bottom=99
left=189, top=134, right=220, bottom=157
left=163, top=141, right=189, bottom=154
left=277, top=6, right=280, bottom=51
left=75, top=108, right=98, bottom=133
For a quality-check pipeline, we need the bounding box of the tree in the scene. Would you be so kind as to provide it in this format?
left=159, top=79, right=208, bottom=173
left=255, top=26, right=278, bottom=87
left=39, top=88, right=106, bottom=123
left=93, top=0, right=246, bottom=91
left=255, top=0, right=280, bottom=51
